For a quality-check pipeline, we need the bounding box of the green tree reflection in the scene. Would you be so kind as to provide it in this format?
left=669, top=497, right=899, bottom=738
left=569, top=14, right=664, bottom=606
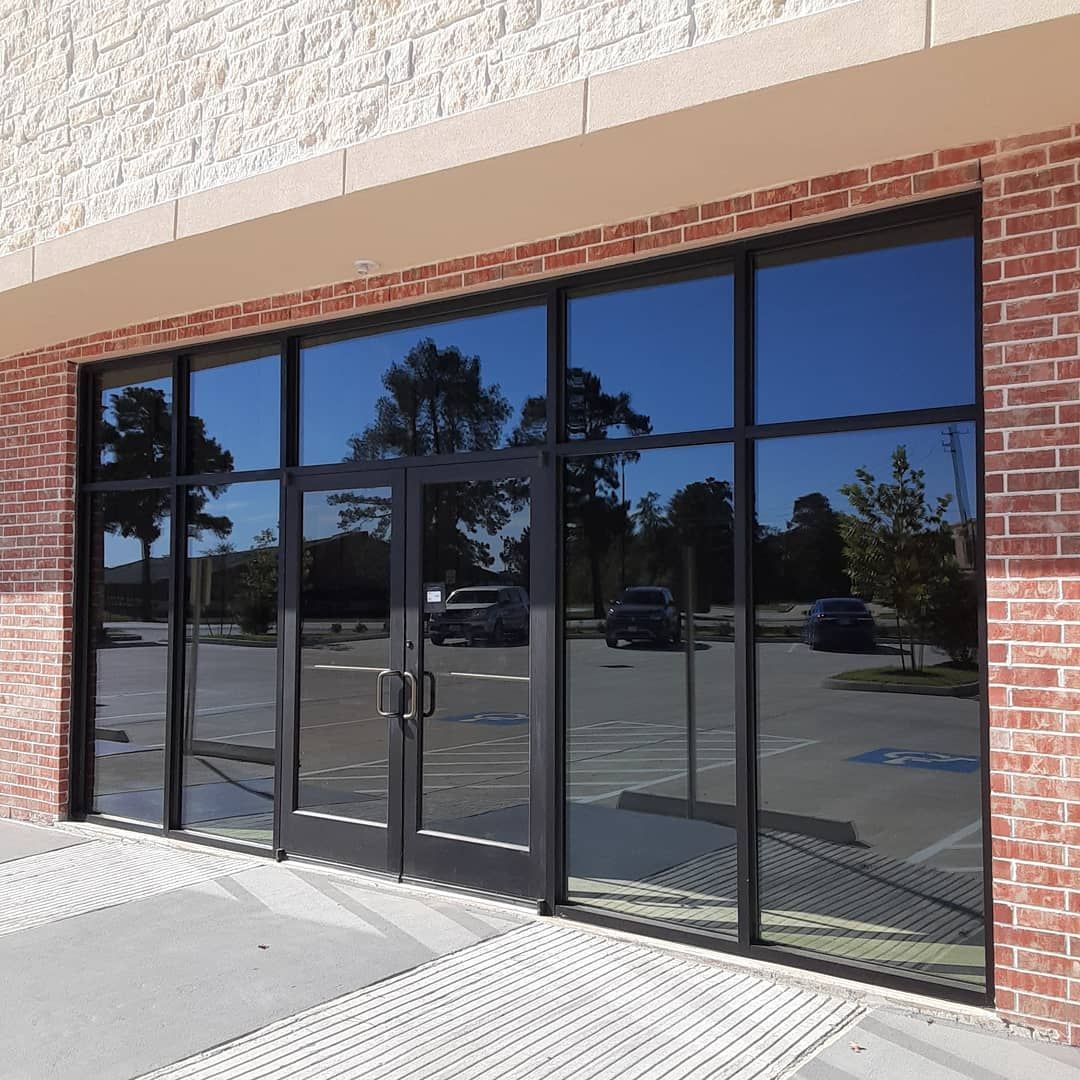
left=98, top=386, right=233, bottom=621
left=839, top=445, right=954, bottom=671
left=347, top=338, right=511, bottom=459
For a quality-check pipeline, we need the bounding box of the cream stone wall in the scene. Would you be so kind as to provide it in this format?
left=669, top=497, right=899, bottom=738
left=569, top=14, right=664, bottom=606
left=0, top=0, right=852, bottom=256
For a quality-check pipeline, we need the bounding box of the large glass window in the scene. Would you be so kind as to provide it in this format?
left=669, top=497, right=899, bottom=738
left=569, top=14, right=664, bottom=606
left=567, top=272, right=734, bottom=439
left=559, top=210, right=981, bottom=994
left=299, top=306, right=547, bottom=464
left=754, top=423, right=982, bottom=987
left=85, top=494, right=170, bottom=822
left=78, top=202, right=981, bottom=999
left=565, top=445, right=736, bottom=936
left=92, top=361, right=172, bottom=481
left=188, top=348, right=280, bottom=473
left=180, top=482, right=280, bottom=844
left=755, top=220, right=975, bottom=424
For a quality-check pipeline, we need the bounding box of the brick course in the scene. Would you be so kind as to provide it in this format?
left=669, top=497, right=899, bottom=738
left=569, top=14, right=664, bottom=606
left=3, top=123, right=1080, bottom=1043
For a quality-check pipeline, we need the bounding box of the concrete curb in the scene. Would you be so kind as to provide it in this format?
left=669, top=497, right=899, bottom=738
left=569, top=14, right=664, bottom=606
left=822, top=677, right=979, bottom=697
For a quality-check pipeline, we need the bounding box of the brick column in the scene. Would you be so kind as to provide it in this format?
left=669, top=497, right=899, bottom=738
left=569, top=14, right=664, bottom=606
left=0, top=351, right=77, bottom=822
left=982, top=125, right=1080, bottom=1043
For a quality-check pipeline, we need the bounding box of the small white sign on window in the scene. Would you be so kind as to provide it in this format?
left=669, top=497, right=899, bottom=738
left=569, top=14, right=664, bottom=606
left=426, top=589, right=443, bottom=604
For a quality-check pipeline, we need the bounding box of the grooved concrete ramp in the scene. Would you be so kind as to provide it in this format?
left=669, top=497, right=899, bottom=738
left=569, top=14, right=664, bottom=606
left=0, top=838, right=252, bottom=936
left=142, top=922, right=864, bottom=1080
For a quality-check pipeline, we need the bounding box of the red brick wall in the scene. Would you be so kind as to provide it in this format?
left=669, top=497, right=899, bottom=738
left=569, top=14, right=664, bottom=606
left=2, top=123, right=1080, bottom=1042
left=0, top=351, right=76, bottom=822
left=982, top=126, right=1080, bottom=1044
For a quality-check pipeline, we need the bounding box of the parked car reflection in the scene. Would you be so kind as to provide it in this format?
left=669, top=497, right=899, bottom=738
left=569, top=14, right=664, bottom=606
left=605, top=586, right=681, bottom=648
left=801, top=598, right=877, bottom=652
left=428, top=586, right=529, bottom=646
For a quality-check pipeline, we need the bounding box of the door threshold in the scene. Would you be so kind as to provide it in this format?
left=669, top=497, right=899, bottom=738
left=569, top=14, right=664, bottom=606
left=280, top=850, right=547, bottom=917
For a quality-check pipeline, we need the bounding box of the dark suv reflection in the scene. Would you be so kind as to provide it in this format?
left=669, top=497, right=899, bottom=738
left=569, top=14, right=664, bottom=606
left=606, top=587, right=681, bottom=648
left=429, top=586, right=529, bottom=646
left=802, top=597, right=876, bottom=652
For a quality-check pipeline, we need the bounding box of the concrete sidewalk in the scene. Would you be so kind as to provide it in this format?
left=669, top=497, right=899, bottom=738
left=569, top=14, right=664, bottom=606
left=0, top=820, right=1076, bottom=1080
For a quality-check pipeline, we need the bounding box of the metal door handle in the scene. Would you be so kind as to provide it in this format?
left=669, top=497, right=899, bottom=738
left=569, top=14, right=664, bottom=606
left=402, top=670, right=419, bottom=721
left=375, top=669, right=401, bottom=718
left=422, top=670, right=436, bottom=718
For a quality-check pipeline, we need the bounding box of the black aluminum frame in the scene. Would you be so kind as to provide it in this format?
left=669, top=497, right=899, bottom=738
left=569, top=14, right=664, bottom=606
left=71, top=191, right=989, bottom=1003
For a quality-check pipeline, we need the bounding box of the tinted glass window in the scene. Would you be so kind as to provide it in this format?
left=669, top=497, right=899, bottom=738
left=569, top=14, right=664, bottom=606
left=300, top=306, right=546, bottom=464
left=86, top=493, right=170, bottom=822
left=755, top=220, right=975, bottom=423
left=567, top=272, right=734, bottom=439
left=565, top=444, right=737, bottom=937
left=188, top=348, right=280, bottom=473
left=180, top=481, right=280, bottom=844
left=92, top=361, right=172, bottom=481
left=754, top=422, right=983, bottom=988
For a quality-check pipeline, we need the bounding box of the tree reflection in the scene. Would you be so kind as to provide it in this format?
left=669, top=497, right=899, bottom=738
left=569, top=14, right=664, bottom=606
left=560, top=367, right=652, bottom=617
left=755, top=493, right=847, bottom=603
left=669, top=478, right=734, bottom=611
left=98, top=386, right=234, bottom=621
left=347, top=338, right=512, bottom=460
left=567, top=468, right=736, bottom=623
left=753, top=443, right=977, bottom=667
left=839, top=445, right=955, bottom=671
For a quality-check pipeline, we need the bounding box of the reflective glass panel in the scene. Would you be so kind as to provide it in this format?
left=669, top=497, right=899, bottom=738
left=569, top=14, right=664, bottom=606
left=565, top=444, right=737, bottom=937
left=421, top=477, right=531, bottom=847
left=755, top=219, right=975, bottom=423
left=298, top=485, right=394, bottom=823
left=188, top=348, right=280, bottom=473
left=92, top=361, right=172, bottom=481
left=86, top=493, right=169, bottom=822
left=754, top=423, right=983, bottom=987
left=567, top=272, right=734, bottom=439
left=180, top=482, right=280, bottom=843
left=299, top=306, right=546, bottom=464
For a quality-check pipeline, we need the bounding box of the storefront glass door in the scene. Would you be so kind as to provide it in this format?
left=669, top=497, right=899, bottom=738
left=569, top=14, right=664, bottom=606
left=281, top=460, right=545, bottom=899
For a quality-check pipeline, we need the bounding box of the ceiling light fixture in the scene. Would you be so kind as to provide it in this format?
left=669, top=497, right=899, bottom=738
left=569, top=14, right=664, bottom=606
left=353, top=258, right=380, bottom=276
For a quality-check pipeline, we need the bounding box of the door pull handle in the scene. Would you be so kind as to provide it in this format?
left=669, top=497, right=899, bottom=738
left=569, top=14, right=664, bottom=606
left=422, top=670, right=437, bottom=718
left=375, top=669, right=402, bottom=718
left=402, top=670, right=419, bottom=722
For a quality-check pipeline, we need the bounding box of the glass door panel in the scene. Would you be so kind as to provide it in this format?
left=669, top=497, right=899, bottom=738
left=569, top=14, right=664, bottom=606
left=418, top=476, right=532, bottom=847
left=403, top=461, right=545, bottom=898
left=280, top=472, right=404, bottom=870
left=298, top=485, right=396, bottom=822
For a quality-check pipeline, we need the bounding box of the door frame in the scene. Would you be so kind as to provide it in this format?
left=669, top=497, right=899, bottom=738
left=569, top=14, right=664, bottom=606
left=400, top=456, right=553, bottom=901
left=279, top=467, right=407, bottom=872
left=278, top=454, right=554, bottom=901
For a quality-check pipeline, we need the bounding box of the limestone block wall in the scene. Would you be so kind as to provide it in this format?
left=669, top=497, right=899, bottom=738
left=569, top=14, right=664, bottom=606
left=0, top=0, right=845, bottom=258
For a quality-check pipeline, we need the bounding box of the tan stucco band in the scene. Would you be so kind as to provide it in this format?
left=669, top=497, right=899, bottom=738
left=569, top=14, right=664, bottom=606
left=34, top=204, right=177, bottom=282
left=0, top=248, right=32, bottom=294
left=346, top=81, right=588, bottom=195
left=2, top=10, right=1080, bottom=358
left=932, top=0, right=1080, bottom=43
left=177, top=152, right=347, bottom=240
left=586, top=0, right=928, bottom=130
